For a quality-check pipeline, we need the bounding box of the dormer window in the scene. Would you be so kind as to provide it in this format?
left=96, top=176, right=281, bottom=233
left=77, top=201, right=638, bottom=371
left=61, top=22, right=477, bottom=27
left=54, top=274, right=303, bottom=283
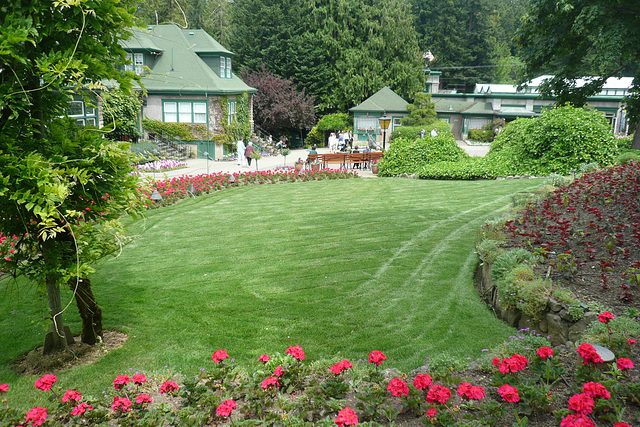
left=226, top=57, right=231, bottom=78
left=125, top=53, right=144, bottom=75
left=220, top=56, right=232, bottom=79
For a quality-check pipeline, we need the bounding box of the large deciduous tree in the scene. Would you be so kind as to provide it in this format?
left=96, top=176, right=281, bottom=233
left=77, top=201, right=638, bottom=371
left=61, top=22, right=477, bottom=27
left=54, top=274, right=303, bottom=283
left=0, top=0, right=143, bottom=353
left=517, top=0, right=640, bottom=148
left=240, top=65, right=316, bottom=138
left=229, top=0, right=424, bottom=113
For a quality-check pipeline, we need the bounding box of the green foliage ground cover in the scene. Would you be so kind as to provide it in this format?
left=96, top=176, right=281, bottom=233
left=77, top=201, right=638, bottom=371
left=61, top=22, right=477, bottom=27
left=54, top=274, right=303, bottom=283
left=0, top=178, right=545, bottom=407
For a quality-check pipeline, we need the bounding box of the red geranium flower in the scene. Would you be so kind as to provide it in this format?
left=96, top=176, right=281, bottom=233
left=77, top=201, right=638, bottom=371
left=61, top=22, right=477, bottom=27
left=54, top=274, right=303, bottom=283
left=216, top=399, right=237, bottom=418
left=334, top=406, right=358, bottom=426
left=132, top=374, right=147, bottom=385
left=368, top=350, right=386, bottom=366
left=258, top=354, right=270, bottom=364
left=274, top=366, right=284, bottom=377
left=0, top=384, right=8, bottom=393
left=426, top=408, right=437, bottom=418
left=34, top=374, right=57, bottom=391
left=576, top=343, right=604, bottom=365
left=212, top=349, right=229, bottom=363
left=261, top=376, right=280, bottom=390
left=159, top=381, right=180, bottom=394
left=387, top=377, right=409, bottom=397
left=413, top=373, right=433, bottom=390
left=113, top=375, right=130, bottom=390
left=582, top=382, right=610, bottom=400
left=136, top=394, right=153, bottom=404
left=537, top=346, right=554, bottom=359
left=598, top=311, right=614, bottom=324
left=330, top=359, right=353, bottom=375
left=286, top=345, right=305, bottom=361
left=568, top=393, right=594, bottom=414
left=25, top=407, right=47, bottom=426
left=560, top=413, right=595, bottom=427
left=111, top=396, right=132, bottom=413
left=457, top=382, right=484, bottom=400
left=426, top=384, right=451, bottom=404
left=62, top=389, right=82, bottom=403
left=617, top=357, right=634, bottom=370
left=497, top=384, right=520, bottom=403
left=614, top=423, right=631, bottom=427
left=71, top=402, right=93, bottom=417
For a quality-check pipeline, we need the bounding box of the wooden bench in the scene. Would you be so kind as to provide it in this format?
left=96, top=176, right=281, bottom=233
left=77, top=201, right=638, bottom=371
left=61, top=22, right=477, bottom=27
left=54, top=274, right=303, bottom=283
left=305, top=152, right=384, bottom=170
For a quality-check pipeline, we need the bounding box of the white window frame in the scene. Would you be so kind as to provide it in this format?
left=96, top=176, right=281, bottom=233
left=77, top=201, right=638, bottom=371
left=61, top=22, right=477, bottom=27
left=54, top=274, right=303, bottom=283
left=220, top=57, right=226, bottom=78
left=226, top=57, right=232, bottom=79
left=228, top=100, right=237, bottom=124
left=163, top=100, right=207, bottom=124
left=125, top=53, right=144, bottom=75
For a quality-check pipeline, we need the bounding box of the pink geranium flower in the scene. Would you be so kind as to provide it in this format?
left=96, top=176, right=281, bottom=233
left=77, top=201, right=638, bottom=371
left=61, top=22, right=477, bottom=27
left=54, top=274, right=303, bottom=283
left=568, top=393, right=594, bottom=414
left=426, top=408, right=437, bottom=418
left=497, top=384, right=520, bottom=403
left=368, top=350, right=386, bottom=366
left=212, top=349, right=229, bottom=363
left=387, top=377, right=409, bottom=397
left=136, top=394, right=153, bottom=404
left=576, top=343, right=604, bottom=365
left=0, top=384, right=8, bottom=393
left=159, top=381, right=180, bottom=394
left=132, top=374, right=147, bottom=385
left=617, top=357, right=634, bottom=370
left=274, top=366, right=284, bottom=377
left=111, top=396, right=132, bottom=413
left=330, top=359, right=353, bottom=375
left=261, top=376, right=280, bottom=390
left=426, top=384, right=451, bottom=404
left=113, top=375, right=130, bottom=390
left=216, top=399, right=237, bottom=418
left=62, top=389, right=82, bottom=403
left=560, top=413, right=595, bottom=427
left=286, top=345, right=305, bottom=361
left=537, top=346, right=554, bottom=359
left=34, top=374, right=57, bottom=391
left=413, top=373, right=433, bottom=390
left=457, top=382, right=485, bottom=400
left=582, top=382, right=610, bottom=400
left=71, top=402, right=93, bottom=416
left=598, top=311, right=614, bottom=323
left=334, top=406, right=358, bottom=426
left=25, top=407, right=47, bottom=426
left=258, top=354, right=270, bottom=364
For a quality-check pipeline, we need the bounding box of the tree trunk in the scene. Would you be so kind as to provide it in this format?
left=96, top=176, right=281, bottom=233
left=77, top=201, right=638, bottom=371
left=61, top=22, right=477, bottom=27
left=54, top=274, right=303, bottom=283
left=631, top=119, right=640, bottom=150
left=70, top=277, right=103, bottom=345
left=43, top=276, right=70, bottom=354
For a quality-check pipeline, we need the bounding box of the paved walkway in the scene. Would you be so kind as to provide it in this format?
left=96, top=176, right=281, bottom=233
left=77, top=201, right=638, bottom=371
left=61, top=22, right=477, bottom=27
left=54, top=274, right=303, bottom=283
left=138, top=142, right=489, bottom=180
left=138, top=147, right=377, bottom=179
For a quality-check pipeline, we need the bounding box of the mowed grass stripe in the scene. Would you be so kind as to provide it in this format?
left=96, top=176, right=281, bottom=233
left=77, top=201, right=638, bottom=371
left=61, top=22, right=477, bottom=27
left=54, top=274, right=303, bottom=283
left=0, top=177, right=545, bottom=405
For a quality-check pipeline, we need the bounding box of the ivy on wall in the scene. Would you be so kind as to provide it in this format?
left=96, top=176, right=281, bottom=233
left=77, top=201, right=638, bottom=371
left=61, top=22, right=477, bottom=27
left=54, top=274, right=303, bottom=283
left=221, top=93, right=251, bottom=147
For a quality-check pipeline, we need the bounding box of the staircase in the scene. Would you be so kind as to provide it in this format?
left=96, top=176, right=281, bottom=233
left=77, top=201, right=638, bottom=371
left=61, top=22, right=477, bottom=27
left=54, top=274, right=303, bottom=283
left=148, top=131, right=190, bottom=160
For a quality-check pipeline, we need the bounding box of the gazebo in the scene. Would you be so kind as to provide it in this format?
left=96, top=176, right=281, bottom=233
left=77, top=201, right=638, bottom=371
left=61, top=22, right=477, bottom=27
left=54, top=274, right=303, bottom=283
left=350, top=86, right=409, bottom=147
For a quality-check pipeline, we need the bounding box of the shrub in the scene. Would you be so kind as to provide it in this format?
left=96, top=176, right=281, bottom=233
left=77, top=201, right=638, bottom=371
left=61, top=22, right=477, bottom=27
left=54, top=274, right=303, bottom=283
left=543, top=173, right=570, bottom=187
left=305, top=126, right=324, bottom=147
left=578, top=162, right=600, bottom=174
left=491, top=248, right=536, bottom=282
left=615, top=150, right=640, bottom=165
left=476, top=239, right=505, bottom=264
left=468, top=128, right=493, bottom=142
left=486, top=105, right=618, bottom=175
left=379, top=125, right=467, bottom=176
left=143, top=119, right=198, bottom=141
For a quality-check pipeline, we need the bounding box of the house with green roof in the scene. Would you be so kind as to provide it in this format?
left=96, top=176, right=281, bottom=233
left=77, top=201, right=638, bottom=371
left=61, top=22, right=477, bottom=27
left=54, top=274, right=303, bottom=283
left=425, top=71, right=632, bottom=140
left=114, top=24, right=256, bottom=159
left=349, top=86, right=409, bottom=146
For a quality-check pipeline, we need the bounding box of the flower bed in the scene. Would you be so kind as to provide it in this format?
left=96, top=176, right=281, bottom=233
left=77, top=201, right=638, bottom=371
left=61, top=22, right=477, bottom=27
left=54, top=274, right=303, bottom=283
left=1, top=343, right=637, bottom=426
left=135, top=159, right=188, bottom=172
left=139, top=169, right=359, bottom=209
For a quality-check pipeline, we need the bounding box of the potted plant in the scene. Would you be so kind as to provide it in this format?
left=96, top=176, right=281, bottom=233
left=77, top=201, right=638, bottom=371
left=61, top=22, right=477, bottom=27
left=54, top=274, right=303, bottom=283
left=251, top=151, right=263, bottom=171
left=294, top=158, right=304, bottom=171
left=371, top=159, right=379, bottom=174
left=310, top=159, right=320, bottom=171
left=281, top=148, right=291, bottom=165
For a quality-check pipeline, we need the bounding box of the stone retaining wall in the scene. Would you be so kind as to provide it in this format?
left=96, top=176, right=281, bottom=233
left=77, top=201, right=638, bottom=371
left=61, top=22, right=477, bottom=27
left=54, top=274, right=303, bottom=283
left=475, top=262, right=596, bottom=347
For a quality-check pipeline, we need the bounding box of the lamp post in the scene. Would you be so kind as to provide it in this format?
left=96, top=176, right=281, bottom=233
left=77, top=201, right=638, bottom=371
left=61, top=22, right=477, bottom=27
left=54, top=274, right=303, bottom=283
left=378, top=114, right=391, bottom=151
left=203, top=151, right=210, bottom=175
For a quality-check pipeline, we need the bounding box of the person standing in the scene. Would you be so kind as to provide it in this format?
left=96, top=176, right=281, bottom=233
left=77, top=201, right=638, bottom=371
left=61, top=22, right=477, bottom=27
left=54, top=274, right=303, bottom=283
left=245, top=141, right=254, bottom=166
left=237, top=137, right=246, bottom=166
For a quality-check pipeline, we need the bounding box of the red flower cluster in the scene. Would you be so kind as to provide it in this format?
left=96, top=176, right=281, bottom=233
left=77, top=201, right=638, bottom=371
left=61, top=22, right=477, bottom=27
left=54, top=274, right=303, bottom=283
left=216, top=399, right=237, bottom=418
left=62, top=389, right=82, bottom=403
left=598, top=311, right=615, bottom=323
left=111, top=396, right=132, bottom=413
left=212, top=349, right=229, bottom=363
left=387, top=377, right=409, bottom=397
left=132, top=374, right=147, bottom=385
left=159, top=381, right=180, bottom=394
left=497, top=384, right=520, bottom=403
left=261, top=376, right=280, bottom=390
left=576, top=343, right=603, bottom=365
left=368, top=350, right=386, bottom=366
left=0, top=384, right=7, bottom=393
left=273, top=366, right=284, bottom=377
left=493, top=353, right=528, bottom=373
left=330, top=359, right=353, bottom=375
left=25, top=407, right=47, bottom=426
left=136, top=394, right=153, bottom=404
left=426, top=384, right=451, bottom=404
left=560, top=413, right=595, bottom=427
left=258, top=354, right=270, bottom=364
left=113, top=375, right=130, bottom=390
left=457, top=382, right=485, bottom=401
left=536, top=346, right=554, bottom=359
left=426, top=408, right=437, bottom=418
left=413, top=373, right=433, bottom=390
left=71, top=402, right=93, bottom=416
left=568, top=393, right=594, bottom=414
left=616, top=357, right=634, bottom=370
left=334, top=406, right=358, bottom=426
left=582, top=382, right=610, bottom=400
left=286, top=345, right=305, bottom=361
left=34, top=374, right=57, bottom=391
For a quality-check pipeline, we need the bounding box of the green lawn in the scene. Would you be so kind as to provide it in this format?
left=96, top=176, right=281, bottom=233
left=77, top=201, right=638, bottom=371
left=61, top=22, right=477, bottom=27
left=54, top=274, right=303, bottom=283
left=0, top=177, right=544, bottom=406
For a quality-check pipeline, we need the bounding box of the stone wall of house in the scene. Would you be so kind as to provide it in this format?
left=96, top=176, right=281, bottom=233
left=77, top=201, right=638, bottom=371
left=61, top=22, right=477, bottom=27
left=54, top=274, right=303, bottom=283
left=208, top=96, right=225, bottom=159
left=475, top=262, right=597, bottom=347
